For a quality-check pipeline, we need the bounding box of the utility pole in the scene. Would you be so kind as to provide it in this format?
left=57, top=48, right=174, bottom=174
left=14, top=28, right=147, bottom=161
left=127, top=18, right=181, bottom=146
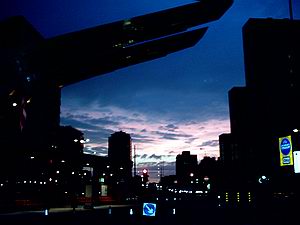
left=289, top=0, right=294, bottom=20
left=161, top=161, right=165, bottom=178
left=133, top=145, right=137, bottom=176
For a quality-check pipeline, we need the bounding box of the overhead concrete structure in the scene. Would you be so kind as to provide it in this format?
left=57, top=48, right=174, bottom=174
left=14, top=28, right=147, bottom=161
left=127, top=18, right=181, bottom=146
left=0, top=0, right=233, bottom=88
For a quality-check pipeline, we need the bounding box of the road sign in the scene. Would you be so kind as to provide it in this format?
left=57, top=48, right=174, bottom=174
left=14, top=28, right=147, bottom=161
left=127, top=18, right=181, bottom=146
left=143, top=203, right=156, bottom=217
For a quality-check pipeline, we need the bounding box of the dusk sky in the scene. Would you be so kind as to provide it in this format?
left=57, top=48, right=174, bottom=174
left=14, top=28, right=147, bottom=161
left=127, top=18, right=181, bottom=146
left=1, top=0, right=299, bottom=180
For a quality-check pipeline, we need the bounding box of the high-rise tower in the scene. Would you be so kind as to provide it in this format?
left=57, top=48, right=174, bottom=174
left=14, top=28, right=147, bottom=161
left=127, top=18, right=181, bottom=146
left=220, top=18, right=300, bottom=181
left=108, top=131, right=133, bottom=181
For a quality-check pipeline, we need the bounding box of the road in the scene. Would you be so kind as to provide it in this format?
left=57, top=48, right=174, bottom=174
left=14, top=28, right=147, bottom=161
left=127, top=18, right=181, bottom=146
left=0, top=203, right=298, bottom=225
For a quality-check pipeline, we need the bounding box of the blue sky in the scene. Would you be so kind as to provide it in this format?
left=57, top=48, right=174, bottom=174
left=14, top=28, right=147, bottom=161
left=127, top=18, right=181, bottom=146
left=2, top=0, right=300, bottom=180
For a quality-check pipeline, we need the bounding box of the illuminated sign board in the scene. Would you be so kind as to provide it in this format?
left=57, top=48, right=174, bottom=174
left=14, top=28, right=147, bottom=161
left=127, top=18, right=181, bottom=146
left=279, top=135, right=293, bottom=166
left=101, top=185, right=108, bottom=196
left=143, top=203, right=156, bottom=217
left=293, top=151, right=300, bottom=173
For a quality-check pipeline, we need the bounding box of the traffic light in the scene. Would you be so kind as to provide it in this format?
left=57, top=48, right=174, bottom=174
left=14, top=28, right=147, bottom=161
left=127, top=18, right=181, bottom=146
left=142, top=169, right=149, bottom=183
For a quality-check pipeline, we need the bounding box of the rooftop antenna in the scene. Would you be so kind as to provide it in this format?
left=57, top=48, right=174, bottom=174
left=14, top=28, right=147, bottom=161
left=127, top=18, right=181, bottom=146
left=289, top=0, right=294, bottom=20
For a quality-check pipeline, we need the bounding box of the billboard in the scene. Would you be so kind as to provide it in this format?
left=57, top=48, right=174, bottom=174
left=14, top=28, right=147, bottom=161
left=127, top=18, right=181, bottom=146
left=101, top=185, right=108, bottom=196
left=279, top=135, right=293, bottom=166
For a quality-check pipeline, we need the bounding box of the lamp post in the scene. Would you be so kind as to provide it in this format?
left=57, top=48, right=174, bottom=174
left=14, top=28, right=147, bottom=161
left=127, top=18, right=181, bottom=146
left=289, top=0, right=294, bottom=20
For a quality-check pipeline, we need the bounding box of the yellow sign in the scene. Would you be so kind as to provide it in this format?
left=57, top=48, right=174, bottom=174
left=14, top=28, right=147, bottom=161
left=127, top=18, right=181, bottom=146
left=279, top=135, right=293, bottom=166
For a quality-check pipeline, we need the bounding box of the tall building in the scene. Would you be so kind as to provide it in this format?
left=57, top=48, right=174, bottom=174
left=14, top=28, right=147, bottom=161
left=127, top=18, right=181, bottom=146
left=108, top=131, right=133, bottom=181
left=220, top=18, right=300, bottom=182
left=176, top=151, right=198, bottom=185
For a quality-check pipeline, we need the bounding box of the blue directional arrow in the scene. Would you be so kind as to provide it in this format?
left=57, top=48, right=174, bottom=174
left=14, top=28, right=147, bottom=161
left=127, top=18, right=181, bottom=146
left=143, top=203, right=156, bottom=216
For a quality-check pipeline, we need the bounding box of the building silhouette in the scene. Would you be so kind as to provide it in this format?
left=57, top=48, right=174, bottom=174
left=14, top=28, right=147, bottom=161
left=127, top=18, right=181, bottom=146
left=220, top=18, right=300, bottom=187
left=176, top=151, right=198, bottom=185
left=107, top=131, right=133, bottom=201
left=108, top=131, right=133, bottom=182
left=0, top=125, right=85, bottom=208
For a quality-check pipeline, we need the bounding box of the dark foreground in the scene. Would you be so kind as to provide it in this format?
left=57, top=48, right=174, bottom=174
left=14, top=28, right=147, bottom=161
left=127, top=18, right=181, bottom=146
left=0, top=203, right=299, bottom=225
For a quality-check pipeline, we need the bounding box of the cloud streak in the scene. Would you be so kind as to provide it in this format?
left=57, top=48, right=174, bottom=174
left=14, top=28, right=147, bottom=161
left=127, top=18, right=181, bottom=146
left=61, top=103, right=230, bottom=166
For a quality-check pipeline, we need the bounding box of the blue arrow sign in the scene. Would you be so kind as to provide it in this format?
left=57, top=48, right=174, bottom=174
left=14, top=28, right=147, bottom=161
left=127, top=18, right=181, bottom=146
left=143, top=203, right=156, bottom=216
